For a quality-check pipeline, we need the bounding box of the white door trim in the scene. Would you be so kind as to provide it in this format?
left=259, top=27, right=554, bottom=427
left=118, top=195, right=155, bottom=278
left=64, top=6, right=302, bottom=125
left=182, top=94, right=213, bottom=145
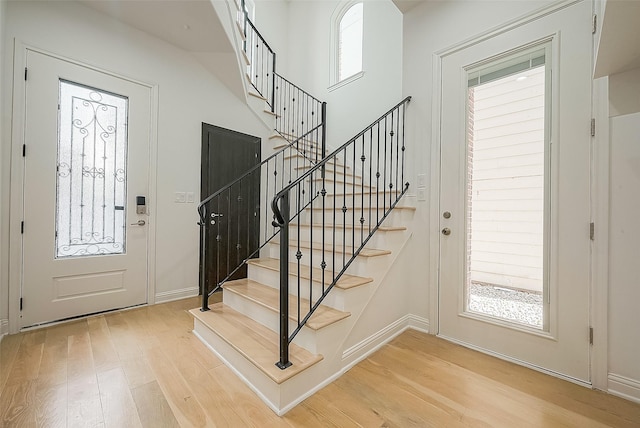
left=590, top=76, right=609, bottom=391
left=8, top=41, right=159, bottom=333
left=429, top=0, right=601, bottom=383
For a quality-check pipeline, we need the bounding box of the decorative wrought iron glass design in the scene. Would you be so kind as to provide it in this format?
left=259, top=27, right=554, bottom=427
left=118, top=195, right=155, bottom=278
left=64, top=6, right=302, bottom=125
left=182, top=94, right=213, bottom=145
left=55, top=80, right=129, bottom=258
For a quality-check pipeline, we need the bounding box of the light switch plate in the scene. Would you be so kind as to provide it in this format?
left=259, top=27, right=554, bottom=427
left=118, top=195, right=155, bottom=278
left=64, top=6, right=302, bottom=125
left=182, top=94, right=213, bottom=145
left=417, top=188, right=427, bottom=201
left=175, top=192, right=186, bottom=203
left=417, top=174, right=426, bottom=188
left=186, top=192, right=195, bottom=203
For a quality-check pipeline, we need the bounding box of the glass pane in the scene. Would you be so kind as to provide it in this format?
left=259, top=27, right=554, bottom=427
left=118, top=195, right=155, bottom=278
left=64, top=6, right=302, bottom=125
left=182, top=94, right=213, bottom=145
left=56, top=80, right=128, bottom=258
left=465, top=64, right=546, bottom=329
left=338, top=3, right=363, bottom=81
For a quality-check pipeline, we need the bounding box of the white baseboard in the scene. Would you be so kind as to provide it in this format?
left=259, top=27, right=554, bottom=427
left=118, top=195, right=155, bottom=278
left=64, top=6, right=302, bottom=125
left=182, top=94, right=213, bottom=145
left=342, top=314, right=430, bottom=368
left=0, top=319, right=8, bottom=343
left=155, top=287, right=199, bottom=304
left=608, top=373, right=640, bottom=404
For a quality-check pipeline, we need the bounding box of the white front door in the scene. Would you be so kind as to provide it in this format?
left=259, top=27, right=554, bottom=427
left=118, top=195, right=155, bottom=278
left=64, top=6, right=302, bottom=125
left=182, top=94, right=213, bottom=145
left=20, top=50, right=151, bottom=327
left=438, top=1, right=592, bottom=381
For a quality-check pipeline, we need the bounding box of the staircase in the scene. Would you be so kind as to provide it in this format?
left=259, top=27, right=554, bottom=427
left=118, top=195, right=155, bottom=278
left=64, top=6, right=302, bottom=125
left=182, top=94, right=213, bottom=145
left=191, top=0, right=414, bottom=415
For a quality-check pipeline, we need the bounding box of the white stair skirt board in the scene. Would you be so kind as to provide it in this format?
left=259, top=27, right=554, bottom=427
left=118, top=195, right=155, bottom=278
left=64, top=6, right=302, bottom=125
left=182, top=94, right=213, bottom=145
left=155, top=286, right=199, bottom=304
left=0, top=319, right=8, bottom=342
left=341, top=314, right=430, bottom=371
left=608, top=373, right=640, bottom=404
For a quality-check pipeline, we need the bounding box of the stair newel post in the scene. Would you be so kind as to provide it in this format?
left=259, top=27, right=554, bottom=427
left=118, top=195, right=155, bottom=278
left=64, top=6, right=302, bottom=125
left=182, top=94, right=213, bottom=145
left=277, top=192, right=292, bottom=369
left=198, top=204, right=210, bottom=312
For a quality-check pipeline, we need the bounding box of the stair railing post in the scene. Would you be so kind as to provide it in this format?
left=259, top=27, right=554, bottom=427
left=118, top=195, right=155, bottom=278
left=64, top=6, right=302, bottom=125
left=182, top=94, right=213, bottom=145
left=199, top=205, right=210, bottom=312
left=276, top=192, right=292, bottom=369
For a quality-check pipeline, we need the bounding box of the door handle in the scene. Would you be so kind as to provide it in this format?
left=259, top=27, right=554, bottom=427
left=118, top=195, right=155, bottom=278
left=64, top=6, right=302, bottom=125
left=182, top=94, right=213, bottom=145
left=442, top=227, right=451, bottom=236
left=130, top=220, right=146, bottom=226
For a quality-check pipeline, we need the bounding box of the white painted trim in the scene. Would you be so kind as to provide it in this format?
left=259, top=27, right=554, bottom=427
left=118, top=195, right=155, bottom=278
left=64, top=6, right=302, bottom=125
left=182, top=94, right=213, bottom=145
left=608, top=373, right=640, bottom=404
left=429, top=51, right=443, bottom=336
left=342, top=314, right=430, bottom=364
left=8, top=41, right=159, bottom=332
left=590, top=77, right=609, bottom=390
left=155, top=287, right=199, bottom=304
left=439, top=334, right=593, bottom=388
left=328, top=71, right=365, bottom=92
left=0, top=319, right=8, bottom=342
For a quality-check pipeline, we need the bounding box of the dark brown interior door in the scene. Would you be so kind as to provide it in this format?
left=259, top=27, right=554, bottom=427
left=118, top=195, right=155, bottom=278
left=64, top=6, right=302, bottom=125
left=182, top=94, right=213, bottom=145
left=200, top=123, right=261, bottom=295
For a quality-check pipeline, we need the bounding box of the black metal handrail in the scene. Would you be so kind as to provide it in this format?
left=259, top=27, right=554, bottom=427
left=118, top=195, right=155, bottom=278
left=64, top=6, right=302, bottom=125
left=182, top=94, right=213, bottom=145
left=198, top=120, right=326, bottom=312
left=271, top=96, right=412, bottom=369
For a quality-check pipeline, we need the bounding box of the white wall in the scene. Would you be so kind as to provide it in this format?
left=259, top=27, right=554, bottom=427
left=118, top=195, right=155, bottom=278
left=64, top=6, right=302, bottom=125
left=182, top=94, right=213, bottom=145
left=608, top=68, right=640, bottom=401
left=253, top=0, right=290, bottom=77
left=0, top=0, right=7, bottom=338
left=285, top=0, right=403, bottom=148
left=1, top=1, right=272, bottom=321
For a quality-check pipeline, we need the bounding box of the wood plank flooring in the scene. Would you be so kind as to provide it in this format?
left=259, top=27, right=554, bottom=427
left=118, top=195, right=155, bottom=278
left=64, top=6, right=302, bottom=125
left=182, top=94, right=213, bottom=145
left=0, top=296, right=638, bottom=427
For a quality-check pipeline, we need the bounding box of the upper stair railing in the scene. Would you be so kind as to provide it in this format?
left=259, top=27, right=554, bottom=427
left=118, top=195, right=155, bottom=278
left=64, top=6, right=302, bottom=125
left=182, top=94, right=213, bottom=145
left=199, top=0, right=326, bottom=311
left=271, top=96, right=412, bottom=369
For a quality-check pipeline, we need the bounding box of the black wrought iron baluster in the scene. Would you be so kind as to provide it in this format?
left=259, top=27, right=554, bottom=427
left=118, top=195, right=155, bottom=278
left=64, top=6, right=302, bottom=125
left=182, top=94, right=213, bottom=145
left=321, top=161, right=326, bottom=296
left=376, top=121, right=381, bottom=225
left=308, top=173, right=313, bottom=313
left=361, top=134, right=366, bottom=244
left=265, top=161, right=270, bottom=242
left=352, top=143, right=356, bottom=255
left=216, top=197, right=221, bottom=294
left=383, top=116, right=388, bottom=218
left=402, top=103, right=406, bottom=192
left=342, top=148, right=347, bottom=268
left=237, top=183, right=242, bottom=271
left=271, top=54, right=276, bottom=112
left=227, top=187, right=231, bottom=279
left=368, top=128, right=373, bottom=235
left=333, top=164, right=337, bottom=284
left=296, top=183, right=302, bottom=328
left=389, top=110, right=394, bottom=209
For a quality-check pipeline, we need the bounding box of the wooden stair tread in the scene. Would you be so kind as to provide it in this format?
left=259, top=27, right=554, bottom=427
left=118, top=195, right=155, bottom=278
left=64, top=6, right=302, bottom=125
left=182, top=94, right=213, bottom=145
left=272, top=239, right=391, bottom=257
left=224, top=279, right=350, bottom=330
left=248, top=257, right=372, bottom=290
left=248, top=90, right=266, bottom=101
left=190, top=304, right=323, bottom=384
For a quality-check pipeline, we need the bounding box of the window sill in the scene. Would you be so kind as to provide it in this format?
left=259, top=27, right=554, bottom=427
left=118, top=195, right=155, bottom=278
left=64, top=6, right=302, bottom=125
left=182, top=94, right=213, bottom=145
left=328, top=71, right=365, bottom=92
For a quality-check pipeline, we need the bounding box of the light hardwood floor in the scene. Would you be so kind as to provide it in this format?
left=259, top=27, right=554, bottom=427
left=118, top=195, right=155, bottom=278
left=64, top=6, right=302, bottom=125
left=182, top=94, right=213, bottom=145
left=1, top=296, right=639, bottom=427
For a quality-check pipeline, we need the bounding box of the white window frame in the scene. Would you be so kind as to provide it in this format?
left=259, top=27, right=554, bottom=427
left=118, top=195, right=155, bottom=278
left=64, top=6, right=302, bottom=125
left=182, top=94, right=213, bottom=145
left=329, top=1, right=365, bottom=90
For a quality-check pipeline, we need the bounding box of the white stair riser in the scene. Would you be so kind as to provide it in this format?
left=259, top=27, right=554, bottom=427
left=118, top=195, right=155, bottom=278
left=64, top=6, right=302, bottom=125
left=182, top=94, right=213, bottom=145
left=267, top=242, right=390, bottom=278
left=222, top=288, right=324, bottom=353
left=289, top=225, right=407, bottom=248
left=317, top=192, right=406, bottom=209
left=247, top=263, right=357, bottom=311
left=223, top=288, right=351, bottom=354
left=298, top=207, right=412, bottom=227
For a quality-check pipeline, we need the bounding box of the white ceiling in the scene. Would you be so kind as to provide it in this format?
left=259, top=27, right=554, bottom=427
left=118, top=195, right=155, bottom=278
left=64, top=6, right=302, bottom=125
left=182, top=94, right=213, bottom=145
left=79, top=0, right=233, bottom=53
